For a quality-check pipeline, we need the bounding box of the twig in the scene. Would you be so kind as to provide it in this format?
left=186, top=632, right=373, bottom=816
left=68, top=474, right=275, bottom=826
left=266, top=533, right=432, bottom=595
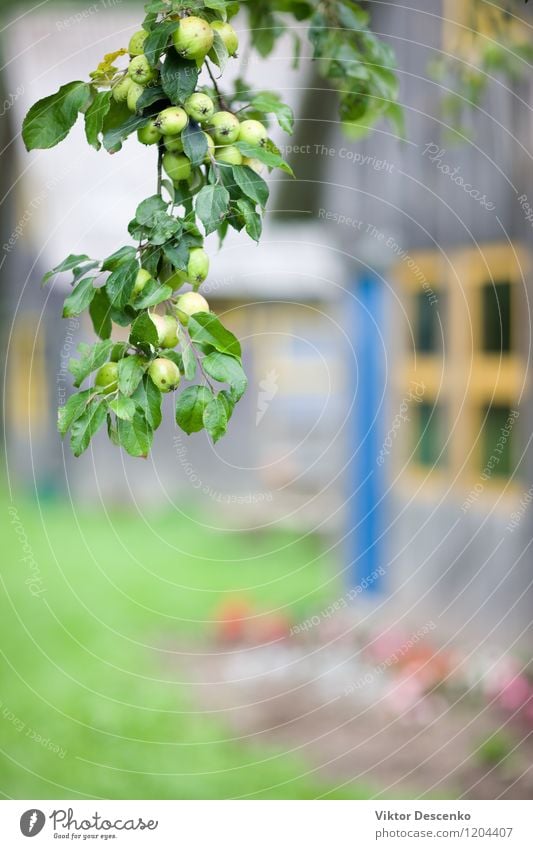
left=206, top=61, right=229, bottom=111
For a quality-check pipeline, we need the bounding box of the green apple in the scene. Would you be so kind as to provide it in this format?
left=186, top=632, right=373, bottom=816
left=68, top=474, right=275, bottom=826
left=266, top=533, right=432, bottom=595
left=127, top=81, right=145, bottom=112
left=187, top=248, right=209, bottom=287
left=128, top=29, right=148, bottom=57
left=128, top=55, right=155, bottom=85
left=242, top=156, right=264, bottom=174
left=215, top=145, right=243, bottom=166
left=156, top=106, right=188, bottom=136
left=133, top=268, right=153, bottom=296
left=238, top=119, right=268, bottom=147
left=112, top=75, right=132, bottom=103
left=148, top=358, right=181, bottom=392
left=137, top=119, right=161, bottom=145
left=163, top=152, right=192, bottom=182
left=165, top=136, right=184, bottom=153
left=184, top=92, right=215, bottom=123
left=210, top=111, right=240, bottom=145
left=150, top=313, right=180, bottom=348
left=174, top=291, right=210, bottom=325
left=210, top=21, right=239, bottom=56
left=95, top=362, right=119, bottom=394
left=172, top=16, right=214, bottom=60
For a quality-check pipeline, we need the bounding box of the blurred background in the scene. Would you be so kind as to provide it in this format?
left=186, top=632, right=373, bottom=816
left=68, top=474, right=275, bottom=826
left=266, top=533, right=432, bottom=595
left=1, top=0, right=533, bottom=799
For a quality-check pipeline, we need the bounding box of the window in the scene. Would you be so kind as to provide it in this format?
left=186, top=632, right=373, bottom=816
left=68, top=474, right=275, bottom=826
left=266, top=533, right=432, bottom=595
left=480, top=404, right=514, bottom=478
left=414, top=290, right=443, bottom=353
left=481, top=281, right=511, bottom=353
left=394, top=243, right=527, bottom=489
left=413, top=402, right=447, bottom=467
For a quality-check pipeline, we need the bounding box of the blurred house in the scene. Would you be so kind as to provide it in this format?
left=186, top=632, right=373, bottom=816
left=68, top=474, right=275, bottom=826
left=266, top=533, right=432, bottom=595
left=2, top=1, right=532, bottom=645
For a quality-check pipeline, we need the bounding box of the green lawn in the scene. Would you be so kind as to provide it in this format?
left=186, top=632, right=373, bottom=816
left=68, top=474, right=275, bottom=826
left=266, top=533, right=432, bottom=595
left=1, top=489, right=369, bottom=799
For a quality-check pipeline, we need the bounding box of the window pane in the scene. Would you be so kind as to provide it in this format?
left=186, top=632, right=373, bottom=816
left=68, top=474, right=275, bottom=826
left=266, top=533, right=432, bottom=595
left=414, top=291, right=442, bottom=353
left=481, top=404, right=514, bottom=477
left=413, top=402, right=446, bottom=466
left=481, top=281, right=511, bottom=353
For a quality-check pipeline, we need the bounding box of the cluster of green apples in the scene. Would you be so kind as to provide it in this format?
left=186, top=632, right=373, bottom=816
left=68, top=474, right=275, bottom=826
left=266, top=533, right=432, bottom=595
left=94, top=291, right=210, bottom=394
left=98, top=15, right=266, bottom=398
left=112, top=17, right=239, bottom=113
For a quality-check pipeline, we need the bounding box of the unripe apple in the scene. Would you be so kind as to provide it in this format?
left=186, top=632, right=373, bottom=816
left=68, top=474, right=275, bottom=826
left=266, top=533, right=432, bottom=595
left=112, top=75, right=132, bottom=103
left=137, top=119, right=161, bottom=145
left=156, top=106, right=188, bottom=136
left=174, top=291, right=210, bottom=325
left=210, top=111, right=240, bottom=145
left=210, top=21, right=239, bottom=56
left=238, top=119, right=268, bottom=147
left=128, top=55, right=155, bottom=85
left=127, top=81, right=145, bottom=112
left=215, top=145, right=243, bottom=166
left=163, top=152, right=192, bottom=182
left=184, top=92, right=215, bottom=123
left=128, top=29, right=148, bottom=57
left=150, top=313, right=180, bottom=348
left=95, top=362, right=119, bottom=394
left=187, top=248, right=209, bottom=286
left=165, top=136, right=184, bottom=153
left=148, top=358, right=181, bottom=392
left=242, top=156, right=264, bottom=174
left=133, top=268, right=153, bottom=296
left=172, top=16, right=214, bottom=60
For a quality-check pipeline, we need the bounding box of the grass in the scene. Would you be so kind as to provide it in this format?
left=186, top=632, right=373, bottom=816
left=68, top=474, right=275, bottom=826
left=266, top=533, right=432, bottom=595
left=1, top=488, right=370, bottom=799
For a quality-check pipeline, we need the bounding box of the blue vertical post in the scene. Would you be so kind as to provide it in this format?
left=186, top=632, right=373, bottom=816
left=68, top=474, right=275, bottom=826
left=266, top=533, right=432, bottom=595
left=346, top=269, right=387, bottom=593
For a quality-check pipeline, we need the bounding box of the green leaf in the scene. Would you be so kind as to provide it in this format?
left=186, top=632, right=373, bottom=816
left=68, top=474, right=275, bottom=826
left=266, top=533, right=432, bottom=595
left=132, top=374, right=162, bottom=430
left=195, top=184, right=230, bottom=235
left=22, top=81, right=91, bottom=150
left=209, top=30, right=229, bottom=70
left=161, top=49, right=198, bottom=103
left=231, top=165, right=269, bottom=207
left=188, top=312, right=241, bottom=359
left=175, top=385, right=213, bottom=434
left=235, top=140, right=294, bottom=175
left=149, top=211, right=181, bottom=245
left=136, top=84, right=167, bottom=111
left=116, top=412, right=153, bottom=457
left=251, top=91, right=294, bottom=134
left=118, top=355, right=148, bottom=396
left=57, top=389, right=92, bottom=436
left=70, top=397, right=107, bottom=456
left=69, top=340, right=114, bottom=387
left=89, top=288, right=112, bottom=339
left=102, top=112, right=150, bottom=153
left=202, top=352, right=247, bottom=400
left=136, top=195, right=169, bottom=226
left=62, top=276, right=96, bottom=318
left=235, top=198, right=262, bottom=242
left=182, top=121, right=208, bottom=167
left=181, top=343, right=197, bottom=381
left=144, top=20, right=179, bottom=67
left=84, top=90, right=112, bottom=150
left=101, top=245, right=137, bottom=272
left=108, top=395, right=136, bottom=421
left=129, top=312, right=159, bottom=348
left=105, top=259, right=139, bottom=308
left=203, top=394, right=228, bottom=442
left=43, top=253, right=91, bottom=284
left=133, top=282, right=172, bottom=309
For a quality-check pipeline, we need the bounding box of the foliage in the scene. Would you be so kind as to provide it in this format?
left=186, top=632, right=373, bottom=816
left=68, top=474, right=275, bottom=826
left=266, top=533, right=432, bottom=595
left=22, top=0, right=405, bottom=457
